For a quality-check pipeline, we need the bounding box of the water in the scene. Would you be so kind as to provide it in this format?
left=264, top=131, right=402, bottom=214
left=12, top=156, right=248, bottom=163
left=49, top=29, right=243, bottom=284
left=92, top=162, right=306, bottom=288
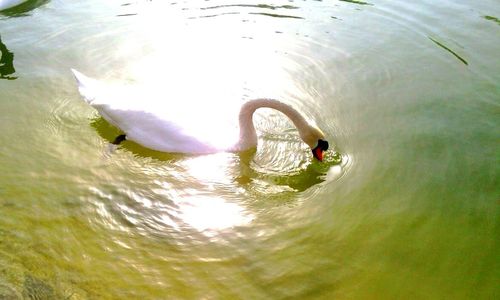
left=0, top=0, right=498, bottom=299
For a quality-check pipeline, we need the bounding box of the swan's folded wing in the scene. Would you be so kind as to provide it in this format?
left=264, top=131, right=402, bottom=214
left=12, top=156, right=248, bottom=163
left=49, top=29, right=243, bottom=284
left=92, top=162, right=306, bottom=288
left=94, top=106, right=218, bottom=154
left=71, top=69, right=238, bottom=153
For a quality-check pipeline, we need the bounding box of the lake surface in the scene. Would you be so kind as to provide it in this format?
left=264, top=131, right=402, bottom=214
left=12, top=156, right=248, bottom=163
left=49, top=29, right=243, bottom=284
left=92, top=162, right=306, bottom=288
left=0, top=0, right=498, bottom=299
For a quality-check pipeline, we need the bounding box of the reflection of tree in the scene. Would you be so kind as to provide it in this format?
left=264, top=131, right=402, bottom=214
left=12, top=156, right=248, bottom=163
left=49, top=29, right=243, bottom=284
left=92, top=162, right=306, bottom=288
left=0, top=34, right=17, bottom=80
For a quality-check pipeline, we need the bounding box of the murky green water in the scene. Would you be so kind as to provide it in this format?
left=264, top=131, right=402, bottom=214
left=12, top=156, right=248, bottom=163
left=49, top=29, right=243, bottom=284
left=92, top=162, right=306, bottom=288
left=0, top=0, right=498, bottom=299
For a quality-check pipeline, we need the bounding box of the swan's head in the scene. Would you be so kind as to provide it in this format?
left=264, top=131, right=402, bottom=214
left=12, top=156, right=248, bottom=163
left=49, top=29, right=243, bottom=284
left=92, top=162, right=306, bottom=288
left=301, top=125, right=329, bottom=162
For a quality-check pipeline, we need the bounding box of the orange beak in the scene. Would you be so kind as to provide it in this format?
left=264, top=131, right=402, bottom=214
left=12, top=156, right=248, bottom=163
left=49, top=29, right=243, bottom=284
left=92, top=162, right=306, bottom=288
left=313, top=147, right=324, bottom=162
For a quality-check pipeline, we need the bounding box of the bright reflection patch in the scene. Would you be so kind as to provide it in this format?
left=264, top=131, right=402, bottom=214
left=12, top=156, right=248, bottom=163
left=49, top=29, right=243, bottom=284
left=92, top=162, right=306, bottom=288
left=177, top=153, right=251, bottom=234
left=183, top=153, right=236, bottom=184
left=119, top=0, right=298, bottom=103
left=176, top=196, right=252, bottom=234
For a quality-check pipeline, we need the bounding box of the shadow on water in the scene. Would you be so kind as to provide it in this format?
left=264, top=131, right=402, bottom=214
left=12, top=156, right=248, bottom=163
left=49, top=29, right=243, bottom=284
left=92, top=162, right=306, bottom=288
left=0, top=0, right=49, bottom=17
left=0, top=34, right=17, bottom=80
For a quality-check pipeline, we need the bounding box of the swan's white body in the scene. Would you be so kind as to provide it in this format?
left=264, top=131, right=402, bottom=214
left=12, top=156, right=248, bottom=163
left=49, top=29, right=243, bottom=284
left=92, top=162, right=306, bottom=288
left=0, top=0, right=27, bottom=11
left=71, top=69, right=326, bottom=155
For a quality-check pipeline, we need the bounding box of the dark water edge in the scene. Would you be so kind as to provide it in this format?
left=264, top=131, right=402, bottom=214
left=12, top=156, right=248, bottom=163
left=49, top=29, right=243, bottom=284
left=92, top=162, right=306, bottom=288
left=428, top=36, right=468, bottom=65
left=483, top=15, right=500, bottom=25
left=0, top=0, right=49, bottom=17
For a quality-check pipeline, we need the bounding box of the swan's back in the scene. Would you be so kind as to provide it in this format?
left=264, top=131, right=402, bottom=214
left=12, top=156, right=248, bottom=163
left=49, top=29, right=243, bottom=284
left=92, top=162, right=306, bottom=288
left=71, top=69, right=233, bottom=154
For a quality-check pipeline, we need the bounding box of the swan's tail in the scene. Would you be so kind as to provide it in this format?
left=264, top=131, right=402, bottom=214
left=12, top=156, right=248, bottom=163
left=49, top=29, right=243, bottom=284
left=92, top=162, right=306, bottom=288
left=71, top=68, right=100, bottom=104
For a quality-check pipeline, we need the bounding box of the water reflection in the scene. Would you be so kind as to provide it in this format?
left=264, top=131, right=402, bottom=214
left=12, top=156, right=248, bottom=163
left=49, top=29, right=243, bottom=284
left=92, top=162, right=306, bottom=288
left=249, top=12, right=303, bottom=20
left=174, top=195, right=252, bottom=235
left=182, top=153, right=237, bottom=185
left=0, top=34, right=16, bottom=80
left=90, top=182, right=252, bottom=239
left=119, top=1, right=304, bottom=20
left=428, top=36, right=468, bottom=66
left=201, top=4, right=299, bottom=11
left=242, top=150, right=343, bottom=192
left=483, top=15, right=500, bottom=26
left=0, top=0, right=49, bottom=16
left=339, top=0, right=373, bottom=5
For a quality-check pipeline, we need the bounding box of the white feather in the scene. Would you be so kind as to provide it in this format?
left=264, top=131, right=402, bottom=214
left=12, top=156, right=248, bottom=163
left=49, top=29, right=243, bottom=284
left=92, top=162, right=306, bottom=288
left=71, top=69, right=233, bottom=153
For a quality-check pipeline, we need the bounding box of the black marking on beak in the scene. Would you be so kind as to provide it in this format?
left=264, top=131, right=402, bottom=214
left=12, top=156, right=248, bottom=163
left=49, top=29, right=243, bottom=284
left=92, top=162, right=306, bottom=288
left=318, top=139, right=329, bottom=151
left=312, top=139, right=329, bottom=161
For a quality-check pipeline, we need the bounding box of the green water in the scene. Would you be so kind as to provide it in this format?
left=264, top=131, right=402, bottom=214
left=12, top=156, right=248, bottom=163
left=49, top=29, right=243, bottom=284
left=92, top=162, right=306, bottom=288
left=0, top=0, right=498, bottom=299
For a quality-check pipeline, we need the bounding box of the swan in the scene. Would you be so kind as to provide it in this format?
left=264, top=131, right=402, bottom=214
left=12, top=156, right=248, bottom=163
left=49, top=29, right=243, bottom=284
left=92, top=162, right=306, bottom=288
left=71, top=69, right=329, bottom=161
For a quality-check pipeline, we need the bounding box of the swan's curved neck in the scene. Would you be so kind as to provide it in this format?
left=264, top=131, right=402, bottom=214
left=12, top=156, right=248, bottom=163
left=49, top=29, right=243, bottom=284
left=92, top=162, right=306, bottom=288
left=237, top=98, right=310, bottom=151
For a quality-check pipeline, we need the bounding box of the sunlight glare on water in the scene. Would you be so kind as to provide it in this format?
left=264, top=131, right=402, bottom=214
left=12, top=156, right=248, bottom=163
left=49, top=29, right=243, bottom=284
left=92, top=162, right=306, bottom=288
left=121, top=1, right=309, bottom=102
left=176, top=195, right=252, bottom=235
left=0, top=0, right=498, bottom=299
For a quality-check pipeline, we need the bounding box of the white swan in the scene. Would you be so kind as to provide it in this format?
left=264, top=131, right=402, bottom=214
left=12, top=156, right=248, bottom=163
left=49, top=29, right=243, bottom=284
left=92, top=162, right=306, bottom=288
left=71, top=69, right=329, bottom=161
left=0, top=0, right=28, bottom=11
